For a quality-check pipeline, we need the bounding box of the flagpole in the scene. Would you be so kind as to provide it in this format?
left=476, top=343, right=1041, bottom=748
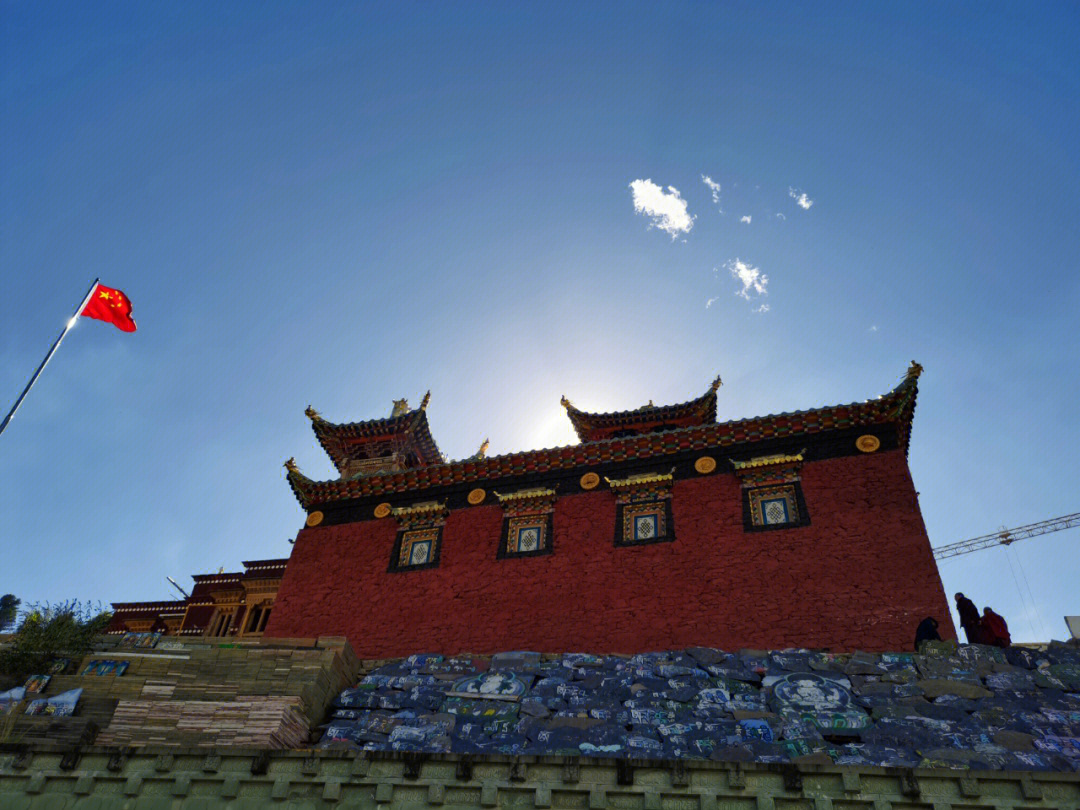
left=0, top=278, right=100, bottom=438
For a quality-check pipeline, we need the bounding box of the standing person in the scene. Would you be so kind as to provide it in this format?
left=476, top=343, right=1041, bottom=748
left=914, top=617, right=941, bottom=651
left=981, top=607, right=1011, bottom=648
left=955, top=593, right=982, bottom=644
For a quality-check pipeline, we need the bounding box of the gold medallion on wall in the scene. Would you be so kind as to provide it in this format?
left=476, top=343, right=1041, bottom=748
left=856, top=435, right=881, bottom=453
left=467, top=488, right=487, bottom=505
left=305, top=511, right=324, bottom=527
left=579, top=472, right=600, bottom=490
left=373, top=502, right=392, bottom=519
left=694, top=456, right=717, bottom=474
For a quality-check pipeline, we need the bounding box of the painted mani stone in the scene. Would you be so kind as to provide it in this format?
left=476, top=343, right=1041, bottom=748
left=449, top=671, right=532, bottom=701
left=770, top=672, right=871, bottom=733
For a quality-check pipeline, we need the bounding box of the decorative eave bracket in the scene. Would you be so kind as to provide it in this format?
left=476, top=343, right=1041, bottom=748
left=605, top=469, right=676, bottom=503
left=731, top=451, right=806, bottom=489
left=391, top=500, right=449, bottom=530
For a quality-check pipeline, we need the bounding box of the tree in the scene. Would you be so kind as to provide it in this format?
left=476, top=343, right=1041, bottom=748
left=0, top=601, right=111, bottom=684
left=0, top=595, right=18, bottom=632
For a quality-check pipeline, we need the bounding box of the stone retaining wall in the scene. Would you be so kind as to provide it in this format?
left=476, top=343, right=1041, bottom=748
left=317, top=642, right=1080, bottom=773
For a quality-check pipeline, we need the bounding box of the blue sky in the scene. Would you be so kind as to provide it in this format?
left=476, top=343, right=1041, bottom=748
left=2, top=2, right=1078, bottom=642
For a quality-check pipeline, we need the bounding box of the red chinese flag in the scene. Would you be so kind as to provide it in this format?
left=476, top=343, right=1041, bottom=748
left=80, top=284, right=137, bottom=332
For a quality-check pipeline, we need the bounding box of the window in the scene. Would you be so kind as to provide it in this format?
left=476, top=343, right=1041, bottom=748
left=496, top=488, right=556, bottom=559
left=498, top=514, right=553, bottom=558
left=244, top=603, right=273, bottom=635
left=398, top=528, right=439, bottom=566
left=743, top=482, right=810, bottom=531
left=390, top=526, right=443, bottom=572
left=388, top=501, right=447, bottom=572
left=206, top=609, right=235, bottom=637
left=732, top=453, right=810, bottom=532
left=608, top=471, right=676, bottom=547
left=615, top=498, right=674, bottom=546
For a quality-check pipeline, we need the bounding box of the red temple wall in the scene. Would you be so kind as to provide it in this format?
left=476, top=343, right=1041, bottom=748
left=266, top=449, right=955, bottom=656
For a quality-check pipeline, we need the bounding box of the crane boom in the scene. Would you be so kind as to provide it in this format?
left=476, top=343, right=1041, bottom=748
left=933, top=512, right=1080, bottom=560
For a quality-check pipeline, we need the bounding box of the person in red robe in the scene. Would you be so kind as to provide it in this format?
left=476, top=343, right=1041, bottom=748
left=955, top=593, right=983, bottom=644
left=981, top=607, right=1011, bottom=647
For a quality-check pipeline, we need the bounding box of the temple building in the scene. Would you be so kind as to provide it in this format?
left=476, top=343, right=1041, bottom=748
left=107, top=558, right=287, bottom=638
left=266, top=363, right=954, bottom=657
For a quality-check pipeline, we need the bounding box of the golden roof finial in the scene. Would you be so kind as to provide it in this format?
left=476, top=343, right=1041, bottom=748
left=710, top=375, right=723, bottom=392
left=420, top=390, right=431, bottom=410
left=477, top=438, right=490, bottom=458
left=560, top=395, right=573, bottom=410
left=284, top=457, right=299, bottom=473
left=906, top=361, right=923, bottom=380
left=304, top=405, right=321, bottom=421
left=391, top=398, right=410, bottom=418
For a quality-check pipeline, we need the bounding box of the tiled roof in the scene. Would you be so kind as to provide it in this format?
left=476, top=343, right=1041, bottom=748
left=562, top=377, right=722, bottom=441
left=308, top=405, right=443, bottom=473
left=110, top=601, right=186, bottom=613
left=287, top=364, right=922, bottom=510
left=240, top=559, right=289, bottom=572
left=190, top=573, right=242, bottom=584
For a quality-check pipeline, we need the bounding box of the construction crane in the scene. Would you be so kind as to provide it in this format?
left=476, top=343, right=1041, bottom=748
left=933, top=512, right=1080, bottom=560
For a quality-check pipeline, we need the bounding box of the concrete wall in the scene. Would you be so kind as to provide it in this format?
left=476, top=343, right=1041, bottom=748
left=268, top=449, right=954, bottom=658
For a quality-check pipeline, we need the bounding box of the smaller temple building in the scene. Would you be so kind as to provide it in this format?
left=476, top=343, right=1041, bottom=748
left=107, top=559, right=287, bottom=638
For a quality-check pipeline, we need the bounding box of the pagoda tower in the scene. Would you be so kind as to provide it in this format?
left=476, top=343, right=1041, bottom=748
left=301, top=392, right=441, bottom=479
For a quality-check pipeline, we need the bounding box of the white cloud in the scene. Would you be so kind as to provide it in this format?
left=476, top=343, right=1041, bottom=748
left=740, top=215, right=751, bottom=224
left=725, top=258, right=769, bottom=300
left=869, top=325, right=879, bottom=332
left=701, top=175, right=722, bottom=208
left=754, top=303, right=770, bottom=313
left=789, top=187, right=813, bottom=209
left=775, top=212, right=786, bottom=220
left=629, top=179, right=695, bottom=239
left=705, top=296, right=719, bottom=309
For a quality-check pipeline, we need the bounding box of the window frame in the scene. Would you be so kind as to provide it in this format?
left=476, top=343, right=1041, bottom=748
left=614, top=497, right=675, bottom=547
left=497, top=511, right=555, bottom=559
left=388, top=525, right=444, bottom=572
left=742, top=482, right=810, bottom=532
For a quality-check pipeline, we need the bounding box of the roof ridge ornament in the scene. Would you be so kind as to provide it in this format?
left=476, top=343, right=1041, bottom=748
left=391, top=398, right=410, bottom=418
left=906, top=361, right=923, bottom=380
left=710, top=375, right=722, bottom=392
left=468, top=438, right=490, bottom=460
left=304, top=406, right=322, bottom=421
left=560, top=395, right=574, bottom=411
left=420, top=390, right=431, bottom=410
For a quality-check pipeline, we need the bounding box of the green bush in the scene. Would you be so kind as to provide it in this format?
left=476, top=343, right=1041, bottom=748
left=0, top=600, right=111, bottom=685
